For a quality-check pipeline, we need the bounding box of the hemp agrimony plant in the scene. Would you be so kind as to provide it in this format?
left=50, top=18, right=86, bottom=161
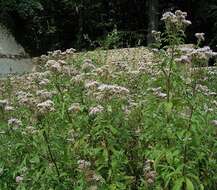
left=147, top=10, right=217, bottom=189
left=0, top=10, right=216, bottom=190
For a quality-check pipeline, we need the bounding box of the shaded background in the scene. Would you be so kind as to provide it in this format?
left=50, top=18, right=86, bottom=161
left=0, top=0, right=216, bottom=56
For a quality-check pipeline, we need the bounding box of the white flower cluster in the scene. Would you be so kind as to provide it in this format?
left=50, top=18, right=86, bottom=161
left=8, top=118, right=22, bottom=130
left=77, top=159, right=103, bottom=184
left=36, top=90, right=56, bottom=101
left=36, top=100, right=55, bottom=114
left=195, top=33, right=205, bottom=42
left=0, top=99, right=8, bottom=108
left=161, top=10, right=191, bottom=30
left=174, top=55, right=191, bottom=64
left=81, top=59, right=96, bottom=73
left=16, top=176, right=24, bottom=183
left=39, top=78, right=50, bottom=86
left=175, top=46, right=217, bottom=64
left=77, top=159, right=91, bottom=170
left=191, top=46, right=217, bottom=60
left=148, top=87, right=167, bottom=99
left=66, top=129, right=79, bottom=143
left=45, top=59, right=77, bottom=76
left=97, top=84, right=130, bottom=100
left=85, top=80, right=130, bottom=101
left=0, top=99, right=13, bottom=111
left=89, top=105, right=104, bottom=116
left=68, top=103, right=81, bottom=113
left=45, top=60, right=62, bottom=73
left=195, top=84, right=217, bottom=96
left=110, top=60, right=128, bottom=72
left=143, top=160, right=156, bottom=185
left=94, top=65, right=111, bottom=78
left=211, top=120, right=217, bottom=127
left=35, top=48, right=76, bottom=64
left=85, top=80, right=100, bottom=90
left=16, top=91, right=36, bottom=107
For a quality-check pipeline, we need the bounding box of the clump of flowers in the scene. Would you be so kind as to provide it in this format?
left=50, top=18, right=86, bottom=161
left=39, top=78, right=50, bottom=86
left=8, top=118, right=22, bottom=130
left=143, top=160, right=157, bottom=185
left=89, top=105, right=104, bottom=116
left=15, top=176, right=24, bottom=183
left=71, top=74, right=85, bottom=85
left=16, top=91, right=36, bottom=108
left=36, top=100, right=55, bottom=114
left=5, top=105, right=15, bottom=112
left=94, top=65, right=110, bottom=78
left=77, top=160, right=91, bottom=170
left=175, top=55, right=191, bottom=64
left=161, top=10, right=191, bottom=32
left=195, top=32, right=205, bottom=42
left=211, top=120, right=217, bottom=127
left=45, top=60, right=62, bottom=73
left=36, top=90, right=56, bottom=101
left=81, top=59, right=96, bottom=73
left=84, top=80, right=100, bottom=91
left=175, top=46, right=217, bottom=67
left=97, top=84, right=130, bottom=98
left=0, top=9, right=217, bottom=190
left=0, top=99, right=8, bottom=109
left=68, top=103, right=81, bottom=113
left=148, top=87, right=167, bottom=99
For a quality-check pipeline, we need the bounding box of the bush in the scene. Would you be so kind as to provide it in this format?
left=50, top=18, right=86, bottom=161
left=0, top=10, right=217, bottom=189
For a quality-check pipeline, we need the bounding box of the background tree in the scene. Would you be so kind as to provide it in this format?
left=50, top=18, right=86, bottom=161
left=147, top=0, right=159, bottom=44
left=0, top=0, right=216, bottom=55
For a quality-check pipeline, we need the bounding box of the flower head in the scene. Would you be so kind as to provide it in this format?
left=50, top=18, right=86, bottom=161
left=8, top=118, right=22, bottom=129
left=211, top=120, right=217, bottom=127
left=195, top=33, right=205, bottom=41
left=89, top=105, right=104, bottom=116
left=161, top=10, right=191, bottom=30
left=37, top=100, right=55, bottom=114
left=77, top=160, right=91, bottom=170
left=0, top=99, right=8, bottom=109
left=68, top=103, right=81, bottom=113
left=45, top=60, right=62, bottom=73
left=16, top=176, right=23, bottom=183
left=81, top=59, right=96, bottom=72
left=175, top=55, right=191, bottom=64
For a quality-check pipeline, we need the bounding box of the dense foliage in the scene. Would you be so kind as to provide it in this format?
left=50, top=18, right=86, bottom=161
left=0, top=0, right=217, bottom=55
left=0, top=10, right=217, bottom=189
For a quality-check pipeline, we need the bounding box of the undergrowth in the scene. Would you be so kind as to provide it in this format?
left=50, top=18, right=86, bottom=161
left=0, top=10, right=217, bottom=190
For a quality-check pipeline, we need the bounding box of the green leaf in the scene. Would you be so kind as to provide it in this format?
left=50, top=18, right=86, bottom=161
left=200, top=184, right=204, bottom=190
left=166, top=152, right=173, bottom=164
left=110, top=126, right=118, bottom=135
left=164, top=102, right=173, bottom=114
left=30, top=155, right=40, bottom=164
left=172, top=177, right=184, bottom=190
left=186, top=178, right=194, bottom=190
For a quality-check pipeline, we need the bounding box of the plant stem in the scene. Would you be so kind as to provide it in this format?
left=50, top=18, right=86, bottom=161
left=43, top=130, right=60, bottom=179
left=182, top=83, right=196, bottom=189
left=54, top=80, right=72, bottom=122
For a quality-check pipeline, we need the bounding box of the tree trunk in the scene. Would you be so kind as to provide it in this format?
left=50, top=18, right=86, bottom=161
left=147, top=0, right=159, bottom=45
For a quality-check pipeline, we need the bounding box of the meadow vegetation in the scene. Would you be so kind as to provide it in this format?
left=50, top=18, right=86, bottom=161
left=0, top=10, right=217, bottom=190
